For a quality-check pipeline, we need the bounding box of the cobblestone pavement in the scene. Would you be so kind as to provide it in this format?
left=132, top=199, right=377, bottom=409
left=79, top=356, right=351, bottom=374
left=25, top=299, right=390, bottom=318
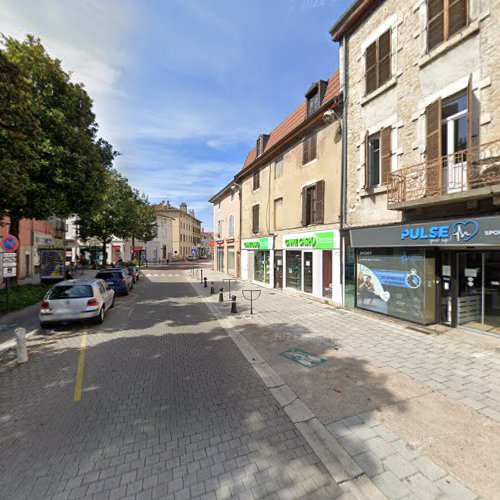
left=197, top=268, right=500, bottom=499
left=0, top=269, right=342, bottom=500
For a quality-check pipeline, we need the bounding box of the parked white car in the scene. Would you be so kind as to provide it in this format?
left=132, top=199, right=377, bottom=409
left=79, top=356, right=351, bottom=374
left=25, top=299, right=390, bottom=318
left=39, top=279, right=115, bottom=328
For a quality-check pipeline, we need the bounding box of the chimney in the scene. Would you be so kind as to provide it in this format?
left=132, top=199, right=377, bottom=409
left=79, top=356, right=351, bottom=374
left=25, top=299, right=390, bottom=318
left=189, top=209, right=195, bottom=217
left=180, top=202, right=187, bottom=213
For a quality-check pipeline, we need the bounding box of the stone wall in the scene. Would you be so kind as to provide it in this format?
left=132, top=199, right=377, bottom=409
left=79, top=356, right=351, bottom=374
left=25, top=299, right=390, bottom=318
left=344, top=0, right=499, bottom=229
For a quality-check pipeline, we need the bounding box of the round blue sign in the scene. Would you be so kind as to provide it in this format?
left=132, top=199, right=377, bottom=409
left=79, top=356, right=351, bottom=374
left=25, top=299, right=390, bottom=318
left=1, top=235, right=18, bottom=252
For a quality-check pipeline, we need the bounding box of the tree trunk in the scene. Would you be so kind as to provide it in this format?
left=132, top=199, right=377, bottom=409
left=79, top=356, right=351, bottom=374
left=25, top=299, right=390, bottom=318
left=102, top=238, right=107, bottom=267
left=8, top=214, right=21, bottom=239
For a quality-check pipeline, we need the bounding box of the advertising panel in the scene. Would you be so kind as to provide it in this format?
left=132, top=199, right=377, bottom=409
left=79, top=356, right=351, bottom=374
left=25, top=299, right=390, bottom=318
left=40, top=249, right=66, bottom=281
left=357, top=249, right=426, bottom=324
left=241, top=237, right=273, bottom=250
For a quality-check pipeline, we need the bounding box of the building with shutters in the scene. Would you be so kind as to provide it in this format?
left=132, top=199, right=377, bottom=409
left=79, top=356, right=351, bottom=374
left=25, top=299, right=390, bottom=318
left=331, top=0, right=500, bottom=330
left=208, top=181, right=240, bottom=277
left=232, top=71, right=344, bottom=302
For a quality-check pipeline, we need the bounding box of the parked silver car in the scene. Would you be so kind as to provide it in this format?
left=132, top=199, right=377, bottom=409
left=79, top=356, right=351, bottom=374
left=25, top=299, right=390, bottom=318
left=39, top=279, right=115, bottom=328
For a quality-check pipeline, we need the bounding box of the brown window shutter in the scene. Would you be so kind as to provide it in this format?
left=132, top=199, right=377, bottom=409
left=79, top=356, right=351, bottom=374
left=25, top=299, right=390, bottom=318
left=303, top=137, right=309, bottom=164
left=310, top=133, right=317, bottom=160
left=252, top=205, right=259, bottom=233
left=365, top=41, right=377, bottom=94
left=425, top=98, right=442, bottom=195
left=301, top=187, right=307, bottom=226
left=364, top=131, right=369, bottom=190
left=378, top=31, right=391, bottom=86
left=448, top=0, right=467, bottom=37
left=380, top=127, right=392, bottom=185
left=428, top=0, right=445, bottom=50
left=315, top=180, right=325, bottom=224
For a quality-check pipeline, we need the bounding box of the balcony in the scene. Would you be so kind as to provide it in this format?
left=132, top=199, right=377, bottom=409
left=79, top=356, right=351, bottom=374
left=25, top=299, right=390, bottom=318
left=387, top=139, right=500, bottom=209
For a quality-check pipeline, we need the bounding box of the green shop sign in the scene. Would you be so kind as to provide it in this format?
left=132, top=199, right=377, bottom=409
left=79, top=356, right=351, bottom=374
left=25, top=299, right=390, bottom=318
left=284, top=231, right=335, bottom=250
left=242, top=237, right=272, bottom=250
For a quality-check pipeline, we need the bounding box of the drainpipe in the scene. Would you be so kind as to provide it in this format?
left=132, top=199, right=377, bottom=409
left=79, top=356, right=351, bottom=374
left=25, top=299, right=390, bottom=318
left=340, top=35, right=349, bottom=305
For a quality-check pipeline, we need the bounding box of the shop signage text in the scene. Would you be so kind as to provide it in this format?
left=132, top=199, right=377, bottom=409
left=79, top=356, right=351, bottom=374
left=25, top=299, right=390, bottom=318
left=241, top=237, right=273, bottom=250
left=351, top=215, right=500, bottom=248
left=283, top=231, right=336, bottom=250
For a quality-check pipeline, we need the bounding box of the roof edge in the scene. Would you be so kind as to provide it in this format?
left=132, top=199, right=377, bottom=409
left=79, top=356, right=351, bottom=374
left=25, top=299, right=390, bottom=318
left=208, top=180, right=236, bottom=204
left=330, top=0, right=380, bottom=41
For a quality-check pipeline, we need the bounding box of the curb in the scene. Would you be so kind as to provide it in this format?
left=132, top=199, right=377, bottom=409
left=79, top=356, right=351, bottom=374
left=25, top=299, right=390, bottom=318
left=186, top=271, right=386, bottom=500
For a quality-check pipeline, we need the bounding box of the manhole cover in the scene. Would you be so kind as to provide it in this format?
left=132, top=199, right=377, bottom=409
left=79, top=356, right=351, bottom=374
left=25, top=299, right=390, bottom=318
left=279, top=348, right=326, bottom=368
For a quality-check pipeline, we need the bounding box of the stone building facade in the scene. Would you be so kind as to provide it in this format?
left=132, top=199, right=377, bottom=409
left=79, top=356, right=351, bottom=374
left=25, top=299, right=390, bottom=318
left=331, top=0, right=500, bottom=330
left=209, top=182, right=240, bottom=277
left=234, top=72, right=344, bottom=303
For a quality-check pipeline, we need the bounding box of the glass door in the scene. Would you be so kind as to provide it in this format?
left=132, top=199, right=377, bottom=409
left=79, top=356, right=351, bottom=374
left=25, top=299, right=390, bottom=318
left=439, top=251, right=454, bottom=326
left=457, top=252, right=482, bottom=328
left=274, top=251, right=283, bottom=289
left=286, top=251, right=302, bottom=290
left=303, top=252, right=313, bottom=294
left=484, top=252, right=500, bottom=333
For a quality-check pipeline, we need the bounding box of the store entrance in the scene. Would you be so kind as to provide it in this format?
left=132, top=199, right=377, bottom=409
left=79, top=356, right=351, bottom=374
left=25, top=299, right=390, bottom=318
left=274, top=251, right=283, bottom=289
left=457, top=251, right=500, bottom=333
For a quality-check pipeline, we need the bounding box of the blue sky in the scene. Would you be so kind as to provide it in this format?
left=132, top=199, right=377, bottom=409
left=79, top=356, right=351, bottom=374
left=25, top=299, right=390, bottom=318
left=3, top=0, right=351, bottom=229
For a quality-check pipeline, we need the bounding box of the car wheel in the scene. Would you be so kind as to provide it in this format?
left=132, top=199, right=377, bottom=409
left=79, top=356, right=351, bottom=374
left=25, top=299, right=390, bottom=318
left=39, top=321, right=51, bottom=329
left=95, top=308, right=105, bottom=324
left=124, top=288, right=129, bottom=296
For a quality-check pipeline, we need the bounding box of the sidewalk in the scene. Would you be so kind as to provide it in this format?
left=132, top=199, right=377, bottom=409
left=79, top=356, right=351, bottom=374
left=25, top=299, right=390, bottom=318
left=190, top=268, right=500, bottom=499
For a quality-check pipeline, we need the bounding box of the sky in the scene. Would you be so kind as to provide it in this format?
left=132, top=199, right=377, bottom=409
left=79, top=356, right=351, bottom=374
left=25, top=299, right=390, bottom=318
left=2, top=0, right=352, bottom=230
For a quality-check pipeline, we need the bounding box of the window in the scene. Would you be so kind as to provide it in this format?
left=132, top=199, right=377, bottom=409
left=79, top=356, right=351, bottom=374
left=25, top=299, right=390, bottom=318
left=218, top=202, right=221, bottom=209
left=253, top=170, right=260, bottom=190
left=228, top=214, right=235, bottom=238
left=364, top=127, right=391, bottom=189
left=256, top=138, right=261, bottom=157
left=230, top=190, right=235, bottom=201
left=301, top=180, right=325, bottom=226
left=217, top=219, right=222, bottom=239
left=365, top=30, right=391, bottom=94
left=427, top=0, right=468, bottom=51
left=274, top=198, right=283, bottom=230
left=252, top=204, right=259, bottom=234
left=303, top=133, right=317, bottom=165
left=274, top=156, right=284, bottom=179
left=307, top=90, right=320, bottom=117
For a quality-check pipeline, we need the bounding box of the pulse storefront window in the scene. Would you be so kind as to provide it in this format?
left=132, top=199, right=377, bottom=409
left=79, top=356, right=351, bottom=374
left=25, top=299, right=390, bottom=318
left=357, top=249, right=427, bottom=324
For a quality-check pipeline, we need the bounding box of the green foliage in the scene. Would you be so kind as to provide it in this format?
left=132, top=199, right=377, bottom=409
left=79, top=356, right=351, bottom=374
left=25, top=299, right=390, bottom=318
left=128, top=190, right=158, bottom=244
left=0, top=34, right=117, bottom=236
left=0, top=284, right=51, bottom=316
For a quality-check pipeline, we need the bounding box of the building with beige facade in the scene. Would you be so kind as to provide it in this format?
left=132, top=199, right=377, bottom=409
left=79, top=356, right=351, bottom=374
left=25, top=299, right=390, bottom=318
left=208, top=181, right=240, bottom=276
left=154, top=201, right=202, bottom=260
left=331, top=0, right=500, bottom=330
left=234, top=72, right=344, bottom=303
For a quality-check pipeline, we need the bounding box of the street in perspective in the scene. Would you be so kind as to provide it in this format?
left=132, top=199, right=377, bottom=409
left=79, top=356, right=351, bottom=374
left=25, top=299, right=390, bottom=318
left=1, top=1, right=500, bottom=499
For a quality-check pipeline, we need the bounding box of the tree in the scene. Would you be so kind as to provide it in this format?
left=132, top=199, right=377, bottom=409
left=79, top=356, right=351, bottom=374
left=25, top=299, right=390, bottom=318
left=0, top=35, right=116, bottom=238
left=77, top=170, right=134, bottom=265
left=127, top=191, right=158, bottom=263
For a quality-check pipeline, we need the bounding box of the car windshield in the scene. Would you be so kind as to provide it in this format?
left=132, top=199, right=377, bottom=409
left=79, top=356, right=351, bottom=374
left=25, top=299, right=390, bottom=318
left=49, top=285, right=94, bottom=300
left=96, top=272, right=122, bottom=280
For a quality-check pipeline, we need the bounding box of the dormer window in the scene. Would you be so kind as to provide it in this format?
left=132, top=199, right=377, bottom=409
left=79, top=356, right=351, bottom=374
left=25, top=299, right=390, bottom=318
left=256, top=134, right=270, bottom=158
left=305, top=80, right=328, bottom=118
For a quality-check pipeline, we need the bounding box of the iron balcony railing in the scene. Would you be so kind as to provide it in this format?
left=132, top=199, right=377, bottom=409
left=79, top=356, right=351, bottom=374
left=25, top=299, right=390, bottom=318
left=387, top=139, right=500, bottom=205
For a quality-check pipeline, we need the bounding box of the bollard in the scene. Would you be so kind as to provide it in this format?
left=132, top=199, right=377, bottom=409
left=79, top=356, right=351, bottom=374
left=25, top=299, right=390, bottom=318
left=231, top=295, right=237, bottom=314
left=15, top=327, right=28, bottom=364
left=210, top=282, right=215, bottom=294
left=204, top=277, right=208, bottom=288
left=200, top=269, right=204, bottom=284
left=219, top=288, right=224, bottom=302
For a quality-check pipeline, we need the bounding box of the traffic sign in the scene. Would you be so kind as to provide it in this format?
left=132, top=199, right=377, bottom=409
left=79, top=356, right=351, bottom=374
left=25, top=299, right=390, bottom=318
left=0, top=235, right=19, bottom=252
left=191, top=248, right=196, bottom=255
left=3, top=266, right=16, bottom=277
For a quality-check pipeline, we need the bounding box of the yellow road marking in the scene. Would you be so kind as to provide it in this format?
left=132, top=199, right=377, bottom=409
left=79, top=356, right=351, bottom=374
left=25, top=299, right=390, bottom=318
left=73, top=325, right=88, bottom=402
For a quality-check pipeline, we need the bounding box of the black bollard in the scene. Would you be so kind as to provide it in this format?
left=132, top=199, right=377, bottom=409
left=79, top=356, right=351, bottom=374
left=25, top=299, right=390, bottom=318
left=200, top=269, right=203, bottom=284
left=231, top=295, right=237, bottom=314
left=210, top=282, right=215, bottom=294
left=219, top=288, right=224, bottom=302
left=204, top=277, right=208, bottom=288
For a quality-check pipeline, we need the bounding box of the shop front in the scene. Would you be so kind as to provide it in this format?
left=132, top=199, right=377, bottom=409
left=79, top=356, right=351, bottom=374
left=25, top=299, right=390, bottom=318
left=350, top=215, right=500, bottom=333
left=281, top=229, right=341, bottom=303
left=240, top=237, right=274, bottom=286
